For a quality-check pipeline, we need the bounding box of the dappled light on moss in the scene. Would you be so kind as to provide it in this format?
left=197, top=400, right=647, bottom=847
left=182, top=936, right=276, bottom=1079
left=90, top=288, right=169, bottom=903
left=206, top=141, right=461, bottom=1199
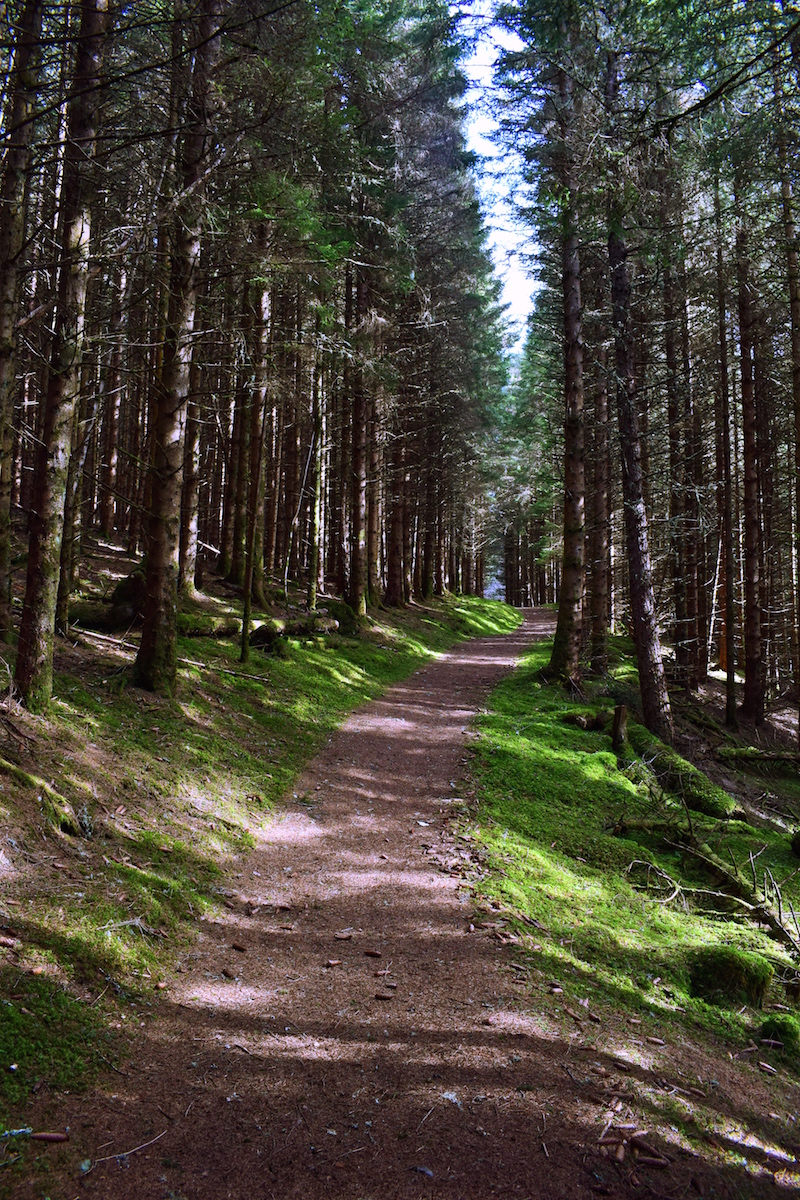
left=467, top=633, right=800, bottom=1060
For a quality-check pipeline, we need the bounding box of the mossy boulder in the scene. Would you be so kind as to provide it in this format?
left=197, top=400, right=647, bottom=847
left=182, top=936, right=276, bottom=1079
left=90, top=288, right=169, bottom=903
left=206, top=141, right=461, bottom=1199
left=68, top=599, right=118, bottom=632
left=318, top=599, right=360, bottom=637
left=111, top=565, right=147, bottom=614
left=760, top=1013, right=800, bottom=1056
left=176, top=612, right=240, bottom=638
left=688, top=946, right=773, bottom=1008
left=627, top=723, right=736, bottom=818
left=250, top=620, right=286, bottom=654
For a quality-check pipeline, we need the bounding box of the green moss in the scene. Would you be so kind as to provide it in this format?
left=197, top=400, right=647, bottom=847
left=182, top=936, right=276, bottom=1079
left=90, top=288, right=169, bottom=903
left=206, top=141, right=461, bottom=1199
left=176, top=611, right=239, bottom=637
left=760, top=1013, right=800, bottom=1056
left=463, top=630, right=800, bottom=1052
left=688, top=946, right=773, bottom=1007
left=0, top=970, right=112, bottom=1125
left=627, top=723, right=737, bottom=818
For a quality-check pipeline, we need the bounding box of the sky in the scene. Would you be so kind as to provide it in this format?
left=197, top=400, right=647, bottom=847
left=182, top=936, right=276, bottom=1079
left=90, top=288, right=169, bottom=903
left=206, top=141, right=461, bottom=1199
left=460, top=10, right=536, bottom=348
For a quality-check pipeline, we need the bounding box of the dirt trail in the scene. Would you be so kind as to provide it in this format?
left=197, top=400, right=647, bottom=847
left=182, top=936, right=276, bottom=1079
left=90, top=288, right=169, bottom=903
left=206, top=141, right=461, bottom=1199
left=20, top=609, right=773, bottom=1199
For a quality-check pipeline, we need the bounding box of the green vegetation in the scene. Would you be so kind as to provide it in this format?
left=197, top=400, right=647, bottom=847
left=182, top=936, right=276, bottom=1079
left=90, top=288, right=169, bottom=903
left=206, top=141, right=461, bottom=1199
left=465, top=636, right=800, bottom=1052
left=626, top=722, right=737, bottom=818
left=0, top=971, right=112, bottom=1124
left=0, top=594, right=519, bottom=1130
left=688, top=946, right=773, bottom=1007
left=761, top=1013, right=800, bottom=1057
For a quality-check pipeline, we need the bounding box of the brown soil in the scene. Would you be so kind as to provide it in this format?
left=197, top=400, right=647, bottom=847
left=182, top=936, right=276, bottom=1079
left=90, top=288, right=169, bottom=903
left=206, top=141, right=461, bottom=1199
left=9, top=610, right=800, bottom=1199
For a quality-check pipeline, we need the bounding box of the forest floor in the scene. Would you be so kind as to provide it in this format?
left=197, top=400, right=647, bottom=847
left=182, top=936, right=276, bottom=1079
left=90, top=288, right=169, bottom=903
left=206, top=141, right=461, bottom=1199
left=2, top=593, right=800, bottom=1198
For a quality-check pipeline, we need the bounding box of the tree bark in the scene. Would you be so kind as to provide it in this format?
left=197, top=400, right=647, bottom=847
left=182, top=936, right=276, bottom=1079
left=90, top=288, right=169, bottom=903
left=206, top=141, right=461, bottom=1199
left=307, top=314, right=323, bottom=612
left=15, top=0, right=109, bottom=710
left=735, top=209, right=764, bottom=723
left=0, top=0, right=44, bottom=643
left=776, top=90, right=800, bottom=742
left=548, top=60, right=585, bottom=680
left=605, top=49, right=672, bottom=742
left=347, top=255, right=368, bottom=615
left=241, top=281, right=270, bottom=662
left=133, top=0, right=222, bottom=693
left=589, top=345, right=610, bottom=674
left=714, top=175, right=737, bottom=728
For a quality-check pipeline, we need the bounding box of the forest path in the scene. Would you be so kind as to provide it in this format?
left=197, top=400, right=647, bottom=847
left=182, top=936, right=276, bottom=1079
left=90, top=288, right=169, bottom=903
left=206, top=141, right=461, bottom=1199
left=29, top=608, right=640, bottom=1199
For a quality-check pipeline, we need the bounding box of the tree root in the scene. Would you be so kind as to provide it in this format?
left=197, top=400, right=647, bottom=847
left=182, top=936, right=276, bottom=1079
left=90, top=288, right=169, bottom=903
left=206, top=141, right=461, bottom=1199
left=0, top=754, right=80, bottom=836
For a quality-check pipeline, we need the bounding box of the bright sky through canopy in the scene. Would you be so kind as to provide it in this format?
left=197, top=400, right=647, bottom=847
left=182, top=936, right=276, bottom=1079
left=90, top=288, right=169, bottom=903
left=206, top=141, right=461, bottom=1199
left=459, top=4, right=534, bottom=347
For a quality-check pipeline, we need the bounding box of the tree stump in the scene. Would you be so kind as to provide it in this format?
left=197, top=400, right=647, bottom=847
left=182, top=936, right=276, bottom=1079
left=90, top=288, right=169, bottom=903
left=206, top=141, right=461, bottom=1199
left=612, top=704, right=628, bottom=751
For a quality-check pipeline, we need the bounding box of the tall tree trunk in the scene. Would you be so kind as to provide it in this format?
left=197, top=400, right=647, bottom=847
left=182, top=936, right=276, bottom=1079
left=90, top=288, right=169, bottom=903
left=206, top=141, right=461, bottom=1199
left=15, top=0, right=109, bottom=710
left=590, top=345, right=610, bottom=674
left=605, top=49, right=672, bottom=742
left=307, top=315, right=323, bottom=612
left=99, top=269, right=128, bottom=538
left=178, top=341, right=204, bottom=593
left=0, top=0, right=44, bottom=643
left=735, top=209, right=764, bottom=723
left=367, top=388, right=380, bottom=606
left=385, top=432, right=405, bottom=606
left=227, top=355, right=250, bottom=587
left=548, top=59, right=585, bottom=680
left=347, top=258, right=368, bottom=615
left=56, top=355, right=101, bottom=632
left=714, top=178, right=737, bottom=728
left=241, top=281, right=270, bottom=662
left=662, top=225, right=690, bottom=688
left=777, top=99, right=800, bottom=742
left=133, top=0, right=222, bottom=693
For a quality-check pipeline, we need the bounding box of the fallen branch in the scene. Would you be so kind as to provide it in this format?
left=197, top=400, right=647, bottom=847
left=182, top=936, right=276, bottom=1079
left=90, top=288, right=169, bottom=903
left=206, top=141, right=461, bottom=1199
left=718, top=748, right=800, bottom=763
left=90, top=1128, right=167, bottom=1167
left=665, top=836, right=800, bottom=957
left=98, top=916, right=164, bottom=938
left=73, top=628, right=272, bottom=683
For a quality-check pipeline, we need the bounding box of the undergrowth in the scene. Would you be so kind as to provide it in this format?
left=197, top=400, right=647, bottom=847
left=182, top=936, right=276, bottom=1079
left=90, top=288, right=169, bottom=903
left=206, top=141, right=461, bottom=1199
left=466, top=636, right=800, bottom=1052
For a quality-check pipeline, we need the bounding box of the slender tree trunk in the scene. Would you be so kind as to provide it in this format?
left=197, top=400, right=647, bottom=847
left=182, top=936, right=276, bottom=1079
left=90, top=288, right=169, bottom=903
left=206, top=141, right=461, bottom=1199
left=241, top=282, right=270, bottom=662
left=367, top=388, right=380, bottom=606
left=548, top=60, right=585, bottom=680
left=777, top=109, right=800, bottom=742
left=605, top=49, right=672, bottom=742
left=99, top=269, right=128, bottom=538
left=227, top=362, right=250, bottom=586
left=347, top=259, right=368, bottom=615
left=735, top=210, right=764, bottom=723
left=714, top=178, right=737, bottom=727
left=0, top=0, right=44, bottom=642
left=662, top=234, right=690, bottom=688
left=56, top=356, right=101, bottom=632
left=385, top=432, right=405, bottom=606
left=307, top=315, right=323, bottom=612
left=590, top=346, right=610, bottom=674
left=178, top=342, right=203, bottom=593
left=15, top=0, right=109, bottom=709
left=134, top=0, right=222, bottom=693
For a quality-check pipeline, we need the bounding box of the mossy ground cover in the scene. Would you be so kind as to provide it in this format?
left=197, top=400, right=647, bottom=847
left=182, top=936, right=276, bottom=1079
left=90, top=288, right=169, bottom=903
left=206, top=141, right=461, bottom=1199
left=464, top=636, right=800, bottom=1054
left=0, top=593, right=519, bottom=1134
